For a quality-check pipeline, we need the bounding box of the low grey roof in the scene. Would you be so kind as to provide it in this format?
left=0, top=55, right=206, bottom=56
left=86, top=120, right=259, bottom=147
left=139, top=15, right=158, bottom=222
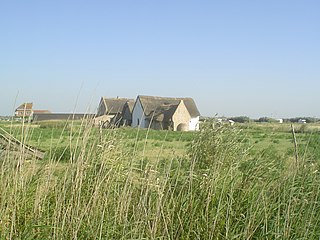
left=33, top=113, right=95, bottom=121
left=138, top=95, right=200, bottom=118
left=102, top=97, right=134, bottom=114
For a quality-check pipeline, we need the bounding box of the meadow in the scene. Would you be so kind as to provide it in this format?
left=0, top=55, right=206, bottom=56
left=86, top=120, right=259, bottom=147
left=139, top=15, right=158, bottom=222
left=0, top=119, right=320, bottom=239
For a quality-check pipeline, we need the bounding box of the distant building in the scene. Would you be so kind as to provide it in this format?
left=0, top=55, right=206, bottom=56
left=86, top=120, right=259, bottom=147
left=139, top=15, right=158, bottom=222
left=131, top=95, right=200, bottom=131
left=32, top=113, right=94, bottom=122
left=228, top=120, right=235, bottom=126
left=277, top=119, right=283, bottom=124
left=298, top=119, right=307, bottom=124
left=96, top=97, right=134, bottom=127
left=15, top=103, right=33, bottom=117
left=15, top=103, right=51, bottom=119
left=33, top=110, right=51, bottom=114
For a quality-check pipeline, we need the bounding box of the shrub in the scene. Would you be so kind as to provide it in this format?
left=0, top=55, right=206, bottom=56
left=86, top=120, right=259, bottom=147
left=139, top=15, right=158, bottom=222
left=229, top=116, right=251, bottom=123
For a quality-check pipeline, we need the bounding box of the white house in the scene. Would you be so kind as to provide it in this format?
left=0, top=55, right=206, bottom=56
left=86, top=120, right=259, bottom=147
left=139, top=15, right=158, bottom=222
left=298, top=119, right=307, bottom=124
left=277, top=119, right=283, bottom=124
left=131, top=95, right=200, bottom=131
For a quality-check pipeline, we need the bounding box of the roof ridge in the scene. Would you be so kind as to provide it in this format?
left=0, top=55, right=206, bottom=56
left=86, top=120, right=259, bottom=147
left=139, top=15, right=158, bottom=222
left=103, top=97, right=132, bottom=100
left=139, top=95, right=191, bottom=99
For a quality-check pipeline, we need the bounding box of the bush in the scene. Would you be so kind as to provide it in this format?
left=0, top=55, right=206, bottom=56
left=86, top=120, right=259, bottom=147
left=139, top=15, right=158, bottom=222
left=257, top=117, right=278, bottom=123
left=229, top=116, right=251, bottom=123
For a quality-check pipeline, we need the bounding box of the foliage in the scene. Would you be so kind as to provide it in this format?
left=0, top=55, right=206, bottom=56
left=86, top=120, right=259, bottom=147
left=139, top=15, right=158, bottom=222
left=285, top=117, right=320, bottom=123
left=189, top=123, right=248, bottom=170
left=1, top=121, right=320, bottom=239
left=229, top=116, right=251, bottom=123
left=256, top=117, right=278, bottom=123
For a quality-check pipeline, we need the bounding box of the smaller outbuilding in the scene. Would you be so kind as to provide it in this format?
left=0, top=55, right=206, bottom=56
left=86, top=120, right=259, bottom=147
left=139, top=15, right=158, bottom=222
left=96, top=97, right=134, bottom=127
left=277, top=119, right=283, bottom=124
left=15, top=103, right=51, bottom=120
left=298, top=119, right=307, bottom=124
left=15, top=103, right=33, bottom=118
left=228, top=120, right=235, bottom=126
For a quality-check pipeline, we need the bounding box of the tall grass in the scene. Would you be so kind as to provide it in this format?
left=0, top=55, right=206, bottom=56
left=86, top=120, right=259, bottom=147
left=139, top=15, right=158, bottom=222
left=0, top=121, right=320, bottom=239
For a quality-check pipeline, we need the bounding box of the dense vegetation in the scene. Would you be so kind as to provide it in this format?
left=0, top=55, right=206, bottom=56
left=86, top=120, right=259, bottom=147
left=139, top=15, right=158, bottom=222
left=0, top=120, right=320, bottom=239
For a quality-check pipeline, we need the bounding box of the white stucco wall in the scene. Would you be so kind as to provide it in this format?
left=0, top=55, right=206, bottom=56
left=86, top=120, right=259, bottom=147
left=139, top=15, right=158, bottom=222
left=189, top=116, right=200, bottom=131
left=131, top=98, right=146, bottom=128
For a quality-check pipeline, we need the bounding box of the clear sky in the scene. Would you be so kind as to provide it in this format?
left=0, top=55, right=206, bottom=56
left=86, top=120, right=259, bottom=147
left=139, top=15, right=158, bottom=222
left=1, top=1, right=319, bottom=118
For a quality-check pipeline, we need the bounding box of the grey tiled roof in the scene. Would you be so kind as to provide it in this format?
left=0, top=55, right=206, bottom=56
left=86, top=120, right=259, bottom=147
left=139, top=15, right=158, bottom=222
left=145, top=103, right=179, bottom=122
left=138, top=95, right=200, bottom=118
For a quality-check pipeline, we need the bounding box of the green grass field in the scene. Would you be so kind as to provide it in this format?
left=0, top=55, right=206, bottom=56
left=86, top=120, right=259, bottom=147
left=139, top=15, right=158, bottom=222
left=1, top=119, right=320, bottom=239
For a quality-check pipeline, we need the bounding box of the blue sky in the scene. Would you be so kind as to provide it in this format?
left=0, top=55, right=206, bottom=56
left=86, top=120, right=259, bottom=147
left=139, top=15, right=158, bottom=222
left=1, top=1, right=319, bottom=118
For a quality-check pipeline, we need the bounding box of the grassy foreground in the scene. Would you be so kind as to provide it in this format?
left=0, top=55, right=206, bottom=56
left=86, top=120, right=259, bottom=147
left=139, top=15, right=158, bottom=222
left=0, top=120, right=320, bottom=239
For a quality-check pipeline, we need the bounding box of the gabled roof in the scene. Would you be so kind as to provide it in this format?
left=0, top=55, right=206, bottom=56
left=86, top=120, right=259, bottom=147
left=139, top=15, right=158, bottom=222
left=16, top=102, right=33, bottom=111
left=123, top=99, right=135, bottom=113
left=100, top=97, right=134, bottom=115
left=138, top=95, right=200, bottom=118
left=145, top=103, right=179, bottom=122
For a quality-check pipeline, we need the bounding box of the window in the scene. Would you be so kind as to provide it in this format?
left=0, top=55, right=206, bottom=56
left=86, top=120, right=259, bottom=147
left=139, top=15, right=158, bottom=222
left=137, top=118, right=140, bottom=125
